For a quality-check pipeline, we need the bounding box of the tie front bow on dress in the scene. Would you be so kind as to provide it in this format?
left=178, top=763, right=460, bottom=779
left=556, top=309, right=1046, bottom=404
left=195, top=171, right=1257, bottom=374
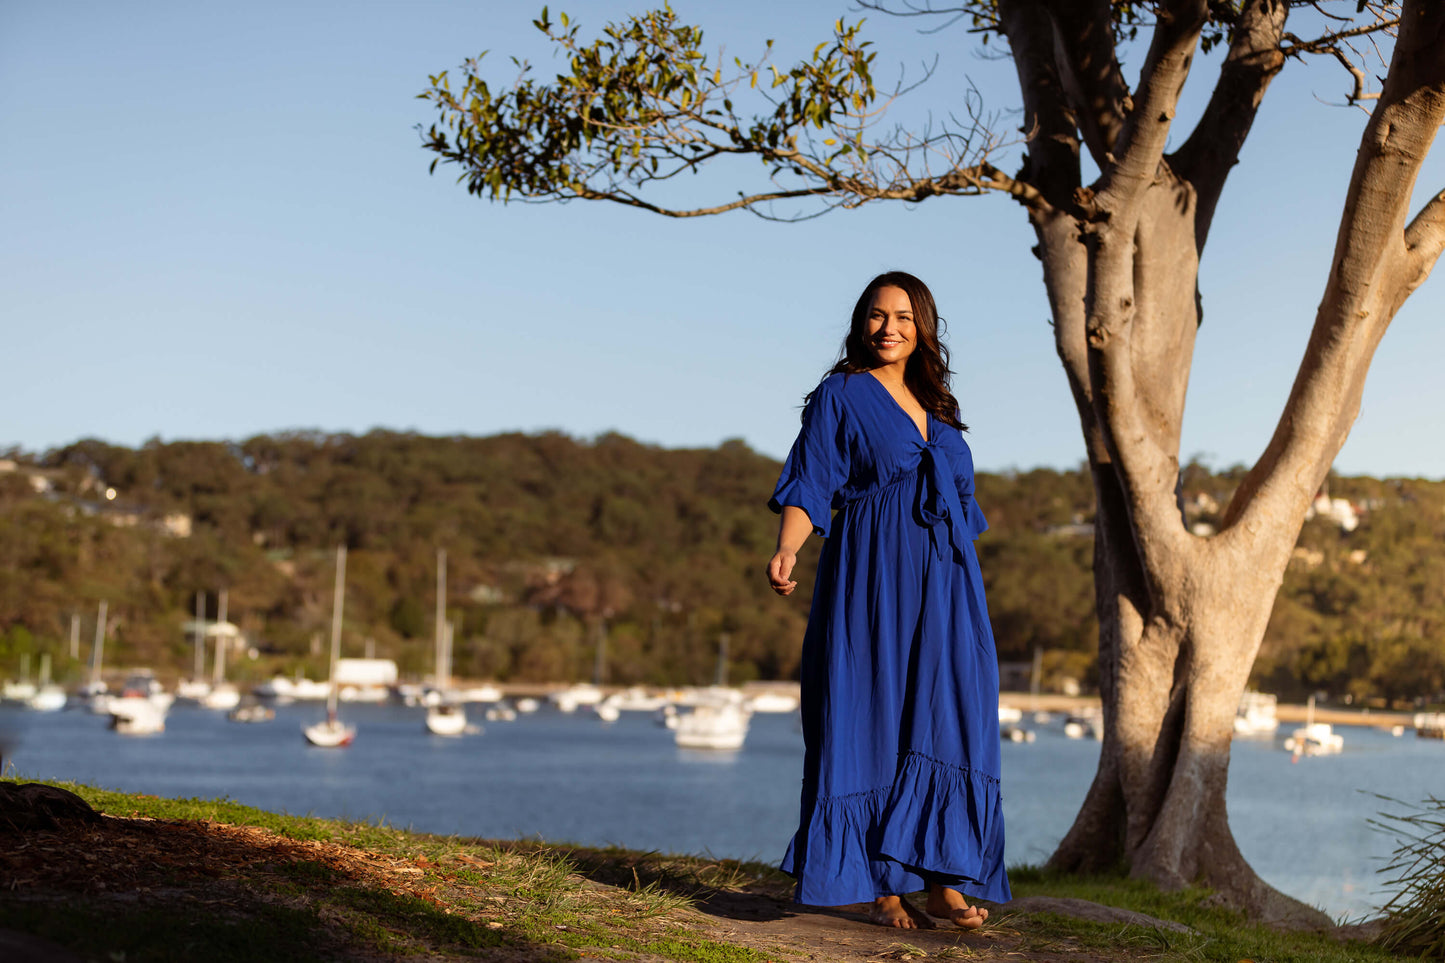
left=914, top=440, right=974, bottom=564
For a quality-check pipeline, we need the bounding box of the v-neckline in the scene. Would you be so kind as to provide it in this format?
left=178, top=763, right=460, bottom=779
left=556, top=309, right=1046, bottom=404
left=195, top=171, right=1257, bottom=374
left=864, top=370, right=930, bottom=443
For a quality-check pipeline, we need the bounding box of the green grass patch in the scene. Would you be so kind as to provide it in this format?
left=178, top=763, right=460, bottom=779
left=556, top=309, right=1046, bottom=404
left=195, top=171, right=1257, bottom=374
left=1007, top=865, right=1397, bottom=962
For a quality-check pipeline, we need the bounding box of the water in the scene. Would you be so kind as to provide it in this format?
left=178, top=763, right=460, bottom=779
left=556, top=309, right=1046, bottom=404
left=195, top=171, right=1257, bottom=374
left=1, top=702, right=1435, bottom=920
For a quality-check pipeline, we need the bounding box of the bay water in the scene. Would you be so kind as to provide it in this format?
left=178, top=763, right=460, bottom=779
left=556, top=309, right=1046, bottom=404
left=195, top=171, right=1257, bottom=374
left=2, top=701, right=1435, bottom=921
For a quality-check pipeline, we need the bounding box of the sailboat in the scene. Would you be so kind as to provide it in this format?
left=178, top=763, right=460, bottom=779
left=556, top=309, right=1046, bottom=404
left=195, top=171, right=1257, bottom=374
left=27, top=653, right=66, bottom=712
left=201, top=589, right=241, bottom=710
left=176, top=592, right=213, bottom=702
left=674, top=633, right=751, bottom=749
left=304, top=546, right=356, bottom=748
left=425, top=549, right=473, bottom=736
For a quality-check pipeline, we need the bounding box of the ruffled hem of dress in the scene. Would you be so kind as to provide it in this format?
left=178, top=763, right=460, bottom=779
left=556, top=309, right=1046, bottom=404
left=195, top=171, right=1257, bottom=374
left=769, top=477, right=834, bottom=537
left=781, top=751, right=1010, bottom=906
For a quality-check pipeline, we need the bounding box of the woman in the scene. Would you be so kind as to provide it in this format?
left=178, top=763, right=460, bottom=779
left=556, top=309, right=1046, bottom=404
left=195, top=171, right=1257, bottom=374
left=766, top=271, right=1009, bottom=930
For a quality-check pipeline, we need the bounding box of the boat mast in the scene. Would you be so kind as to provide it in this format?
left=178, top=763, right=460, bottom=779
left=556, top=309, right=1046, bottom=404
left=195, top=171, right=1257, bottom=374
left=89, top=599, right=107, bottom=689
left=193, top=591, right=206, bottom=680
left=435, top=548, right=447, bottom=691
left=212, top=588, right=229, bottom=687
left=327, top=545, right=347, bottom=720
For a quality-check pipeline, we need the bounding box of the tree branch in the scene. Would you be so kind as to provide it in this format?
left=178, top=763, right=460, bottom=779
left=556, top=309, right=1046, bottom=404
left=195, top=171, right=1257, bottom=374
left=1404, top=187, right=1445, bottom=280
left=1042, top=0, right=1131, bottom=168
left=997, top=0, right=1082, bottom=212
left=1098, top=0, right=1209, bottom=208
left=1172, top=0, right=1289, bottom=251
left=1226, top=0, right=1445, bottom=547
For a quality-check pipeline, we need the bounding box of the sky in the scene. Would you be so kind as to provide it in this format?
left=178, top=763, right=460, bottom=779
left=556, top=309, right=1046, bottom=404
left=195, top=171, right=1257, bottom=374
left=4, top=2, right=1444, bottom=477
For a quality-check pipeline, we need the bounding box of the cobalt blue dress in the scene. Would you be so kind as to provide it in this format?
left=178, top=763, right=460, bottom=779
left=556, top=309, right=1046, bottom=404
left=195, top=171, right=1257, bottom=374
left=769, top=371, right=1010, bottom=906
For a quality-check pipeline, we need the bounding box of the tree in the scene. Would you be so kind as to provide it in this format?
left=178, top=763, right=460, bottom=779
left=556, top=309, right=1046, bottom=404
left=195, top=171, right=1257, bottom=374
left=420, top=1, right=1445, bottom=923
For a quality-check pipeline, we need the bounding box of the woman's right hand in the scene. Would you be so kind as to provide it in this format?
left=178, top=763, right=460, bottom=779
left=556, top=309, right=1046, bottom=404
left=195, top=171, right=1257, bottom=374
left=767, top=550, right=798, bottom=596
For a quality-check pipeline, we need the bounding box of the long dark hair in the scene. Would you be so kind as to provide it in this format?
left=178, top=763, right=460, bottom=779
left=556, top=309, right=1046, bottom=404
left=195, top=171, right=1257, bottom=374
left=810, top=271, right=965, bottom=431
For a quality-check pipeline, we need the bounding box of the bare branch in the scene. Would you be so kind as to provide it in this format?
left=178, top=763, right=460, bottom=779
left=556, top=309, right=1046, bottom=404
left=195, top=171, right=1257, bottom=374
left=1172, top=0, right=1289, bottom=251
left=1404, top=188, right=1445, bottom=282
left=1227, top=0, right=1445, bottom=542
left=997, top=0, right=1082, bottom=212
left=1097, top=0, right=1209, bottom=208
left=1042, top=0, right=1131, bottom=166
left=1280, top=16, right=1401, bottom=56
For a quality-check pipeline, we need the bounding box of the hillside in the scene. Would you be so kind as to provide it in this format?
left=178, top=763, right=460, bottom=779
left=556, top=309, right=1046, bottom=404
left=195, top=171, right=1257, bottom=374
left=0, top=434, right=1440, bottom=704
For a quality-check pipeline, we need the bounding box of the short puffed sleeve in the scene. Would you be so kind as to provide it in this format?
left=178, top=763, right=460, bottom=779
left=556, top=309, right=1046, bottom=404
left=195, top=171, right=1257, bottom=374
left=768, top=377, right=851, bottom=537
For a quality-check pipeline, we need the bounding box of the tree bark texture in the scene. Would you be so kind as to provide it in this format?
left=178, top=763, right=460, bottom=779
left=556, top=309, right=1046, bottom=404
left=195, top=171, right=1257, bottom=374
left=1000, top=0, right=1445, bottom=925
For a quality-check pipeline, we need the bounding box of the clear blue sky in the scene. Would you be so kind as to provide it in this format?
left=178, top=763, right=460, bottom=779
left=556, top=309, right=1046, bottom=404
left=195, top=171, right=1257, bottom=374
left=4, top=2, right=1443, bottom=477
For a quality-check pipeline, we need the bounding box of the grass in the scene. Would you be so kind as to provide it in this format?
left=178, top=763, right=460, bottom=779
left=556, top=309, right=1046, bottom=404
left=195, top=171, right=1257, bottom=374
left=1370, top=794, right=1445, bottom=958
left=0, top=777, right=1422, bottom=962
left=1006, top=865, right=1400, bottom=962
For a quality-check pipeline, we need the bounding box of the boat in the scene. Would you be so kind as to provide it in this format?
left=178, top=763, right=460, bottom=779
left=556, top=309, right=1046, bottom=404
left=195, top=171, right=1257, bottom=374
left=201, top=589, right=242, bottom=710
left=744, top=689, right=800, bottom=714
left=998, top=705, right=1024, bottom=725
left=514, top=697, right=540, bottom=713
left=456, top=683, right=504, bottom=703
left=177, top=591, right=213, bottom=702
left=425, top=701, right=471, bottom=736
left=24, top=654, right=66, bottom=712
left=1413, top=712, right=1445, bottom=739
left=1233, top=690, right=1280, bottom=736
left=601, top=686, right=672, bottom=712
left=303, top=545, right=356, bottom=749
left=108, top=696, right=166, bottom=735
left=1063, top=711, right=1102, bottom=741
left=2, top=653, right=37, bottom=703
left=228, top=702, right=275, bottom=723
left=551, top=683, right=604, bottom=712
left=484, top=704, right=517, bottom=722
left=595, top=702, right=620, bottom=723
left=424, top=549, right=476, bottom=737
left=1284, top=696, right=1343, bottom=756
left=674, top=702, right=751, bottom=750
left=1002, top=726, right=1036, bottom=743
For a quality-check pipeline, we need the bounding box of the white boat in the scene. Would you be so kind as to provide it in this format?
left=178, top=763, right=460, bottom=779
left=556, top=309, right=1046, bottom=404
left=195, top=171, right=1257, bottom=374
left=421, top=549, right=475, bottom=737
left=514, top=697, right=540, bottom=713
left=426, top=702, right=472, bottom=736
left=603, top=686, right=672, bottom=712
left=1234, top=690, right=1280, bottom=736
left=229, top=703, right=275, bottom=723
left=304, top=545, right=355, bottom=749
left=1285, top=722, right=1344, bottom=756
left=27, top=684, right=67, bottom=712
left=176, top=678, right=212, bottom=702
left=674, top=703, right=751, bottom=750
left=338, top=684, right=389, bottom=703
left=1063, top=712, right=1102, bottom=740
left=1284, top=697, right=1343, bottom=756
left=201, top=589, right=241, bottom=710
left=998, top=705, right=1024, bottom=725
left=744, top=690, right=800, bottom=714
left=108, top=695, right=166, bottom=735
left=202, top=684, right=242, bottom=710
left=484, top=704, right=517, bottom=722
left=551, top=683, right=604, bottom=712
left=1002, top=726, right=1036, bottom=743
left=1413, top=712, right=1445, bottom=739
left=303, top=715, right=356, bottom=747
left=3, top=680, right=37, bottom=702
left=595, top=702, right=620, bottom=723
left=456, top=683, right=504, bottom=703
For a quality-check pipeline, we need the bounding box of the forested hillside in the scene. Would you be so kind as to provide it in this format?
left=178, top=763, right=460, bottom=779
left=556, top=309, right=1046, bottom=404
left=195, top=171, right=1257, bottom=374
left=0, top=432, right=1439, bottom=704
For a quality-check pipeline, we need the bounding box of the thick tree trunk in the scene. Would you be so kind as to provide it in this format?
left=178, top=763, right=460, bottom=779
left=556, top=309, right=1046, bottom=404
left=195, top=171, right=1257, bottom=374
left=1022, top=0, right=1445, bottom=927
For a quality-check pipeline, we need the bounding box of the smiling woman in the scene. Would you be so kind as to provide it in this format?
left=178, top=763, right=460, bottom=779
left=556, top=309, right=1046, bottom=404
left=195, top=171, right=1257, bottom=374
left=764, top=271, right=1005, bottom=931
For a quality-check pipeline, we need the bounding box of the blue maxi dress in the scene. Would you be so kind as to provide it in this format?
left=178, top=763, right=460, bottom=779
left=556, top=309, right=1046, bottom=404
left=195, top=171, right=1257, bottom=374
left=769, top=371, right=1010, bottom=906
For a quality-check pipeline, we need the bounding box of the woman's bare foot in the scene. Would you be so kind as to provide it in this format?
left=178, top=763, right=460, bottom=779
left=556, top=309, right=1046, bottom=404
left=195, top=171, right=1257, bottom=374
left=925, top=886, right=988, bottom=929
left=869, top=895, right=936, bottom=929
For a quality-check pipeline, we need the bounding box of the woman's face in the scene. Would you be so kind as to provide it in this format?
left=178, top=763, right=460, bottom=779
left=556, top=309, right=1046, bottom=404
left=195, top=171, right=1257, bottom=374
left=864, top=285, right=917, bottom=369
